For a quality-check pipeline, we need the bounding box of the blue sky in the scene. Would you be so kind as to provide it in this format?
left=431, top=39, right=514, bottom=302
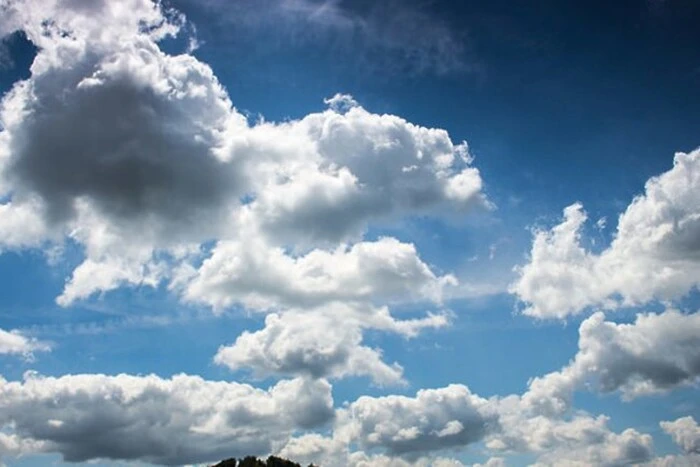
left=0, top=0, right=699, bottom=466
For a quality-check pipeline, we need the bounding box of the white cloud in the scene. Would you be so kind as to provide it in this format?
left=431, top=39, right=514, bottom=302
left=660, top=417, right=700, bottom=454
left=472, top=458, right=505, bottom=467
left=523, top=309, right=700, bottom=411
left=278, top=433, right=470, bottom=467
left=645, top=454, right=700, bottom=467
left=214, top=304, right=448, bottom=385
left=277, top=376, right=659, bottom=466
left=511, top=149, right=700, bottom=319
left=0, top=327, right=49, bottom=358
left=0, top=371, right=333, bottom=465
left=0, top=0, right=486, bottom=308
left=529, top=423, right=653, bottom=467
left=341, top=384, right=497, bottom=456
left=185, top=236, right=456, bottom=312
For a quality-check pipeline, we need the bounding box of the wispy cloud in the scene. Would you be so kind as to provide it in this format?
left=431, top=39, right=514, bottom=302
left=190, top=0, right=478, bottom=76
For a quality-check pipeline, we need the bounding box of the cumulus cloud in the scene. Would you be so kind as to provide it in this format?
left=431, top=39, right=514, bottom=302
left=187, top=233, right=456, bottom=385
left=214, top=304, right=448, bottom=385
left=529, top=423, right=653, bottom=467
left=472, top=459, right=505, bottom=467
left=511, top=149, right=700, bottom=319
left=278, top=432, right=471, bottom=467
left=522, top=309, right=700, bottom=412
left=487, top=395, right=653, bottom=466
left=341, top=384, right=497, bottom=457
left=0, top=327, right=49, bottom=358
left=276, top=378, right=658, bottom=466
left=0, top=372, right=333, bottom=465
left=661, top=417, right=700, bottom=454
left=0, top=0, right=486, bottom=308
left=185, top=236, right=457, bottom=312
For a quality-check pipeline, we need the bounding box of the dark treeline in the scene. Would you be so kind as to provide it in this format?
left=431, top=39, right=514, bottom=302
left=211, top=455, right=318, bottom=467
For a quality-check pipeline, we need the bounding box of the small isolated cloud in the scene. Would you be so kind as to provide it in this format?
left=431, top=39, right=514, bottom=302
left=0, top=327, right=49, bottom=358
left=511, top=149, right=700, bottom=319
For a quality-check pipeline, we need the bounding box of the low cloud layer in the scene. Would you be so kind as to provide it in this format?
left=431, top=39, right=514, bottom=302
left=0, top=372, right=333, bottom=465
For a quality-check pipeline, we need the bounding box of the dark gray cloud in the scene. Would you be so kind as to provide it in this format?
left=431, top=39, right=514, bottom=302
left=5, top=50, right=242, bottom=234
left=11, top=85, right=229, bottom=221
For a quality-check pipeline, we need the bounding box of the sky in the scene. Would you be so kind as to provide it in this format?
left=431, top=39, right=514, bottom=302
left=0, top=0, right=699, bottom=466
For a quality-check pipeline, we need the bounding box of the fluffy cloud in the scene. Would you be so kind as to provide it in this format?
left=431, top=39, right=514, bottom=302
left=184, top=236, right=456, bottom=312
left=278, top=432, right=472, bottom=467
left=275, top=378, right=658, bottom=466
left=661, top=417, right=700, bottom=454
left=214, top=304, right=448, bottom=385
left=488, top=394, right=653, bottom=466
left=0, top=0, right=486, bottom=307
left=511, top=149, right=700, bottom=319
left=0, top=327, right=49, bottom=357
left=529, top=423, right=653, bottom=467
left=0, top=371, right=333, bottom=465
left=341, top=385, right=497, bottom=456
left=522, top=309, right=700, bottom=412
left=193, top=235, right=454, bottom=384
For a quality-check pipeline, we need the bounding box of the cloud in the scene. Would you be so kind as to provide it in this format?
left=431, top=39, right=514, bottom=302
left=487, top=393, right=653, bottom=466
left=0, top=371, right=333, bottom=465
left=0, top=0, right=487, bottom=308
left=278, top=432, right=471, bottom=467
left=213, top=304, right=448, bottom=385
left=274, top=374, right=659, bottom=466
left=522, top=309, right=700, bottom=411
left=528, top=422, right=653, bottom=467
left=184, top=236, right=457, bottom=312
left=341, top=384, right=497, bottom=457
left=642, top=418, right=700, bottom=466
left=511, top=149, right=700, bottom=319
left=0, top=327, right=49, bottom=358
left=472, top=459, right=505, bottom=467
left=192, top=0, right=472, bottom=76
left=661, top=417, right=700, bottom=454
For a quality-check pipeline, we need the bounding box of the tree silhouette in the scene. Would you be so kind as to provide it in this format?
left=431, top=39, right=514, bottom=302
left=211, top=455, right=315, bottom=467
